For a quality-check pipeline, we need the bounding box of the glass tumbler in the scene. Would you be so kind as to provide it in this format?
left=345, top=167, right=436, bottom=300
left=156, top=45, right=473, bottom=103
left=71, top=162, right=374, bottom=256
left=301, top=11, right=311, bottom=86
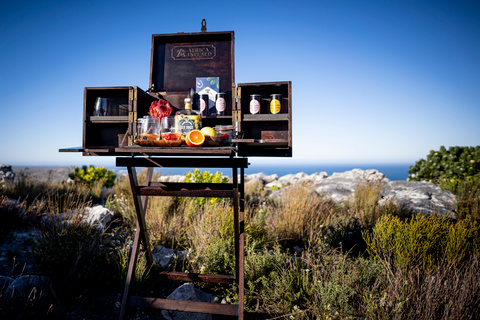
left=161, top=116, right=182, bottom=146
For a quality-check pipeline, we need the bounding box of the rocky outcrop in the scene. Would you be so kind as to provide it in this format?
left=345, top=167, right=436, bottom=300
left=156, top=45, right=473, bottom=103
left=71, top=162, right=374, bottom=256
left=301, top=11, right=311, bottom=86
left=246, top=169, right=457, bottom=217
left=161, top=283, right=217, bottom=320
left=0, top=165, right=15, bottom=185
left=152, top=245, right=187, bottom=268
left=4, top=275, right=50, bottom=299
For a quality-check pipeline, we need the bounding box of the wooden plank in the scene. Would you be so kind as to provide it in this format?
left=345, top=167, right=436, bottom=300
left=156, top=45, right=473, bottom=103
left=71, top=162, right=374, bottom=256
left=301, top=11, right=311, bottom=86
left=129, top=297, right=239, bottom=316
left=232, top=139, right=288, bottom=144
left=242, top=114, right=289, bottom=121
left=149, top=182, right=239, bottom=190
left=158, top=271, right=235, bottom=284
left=114, top=146, right=235, bottom=156
left=116, top=157, right=249, bottom=168
left=137, top=186, right=234, bottom=198
left=58, top=147, right=83, bottom=152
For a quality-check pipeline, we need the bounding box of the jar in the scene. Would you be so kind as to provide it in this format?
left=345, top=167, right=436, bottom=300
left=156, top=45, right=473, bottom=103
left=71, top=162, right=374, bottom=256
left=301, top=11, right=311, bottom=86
left=214, top=125, right=234, bottom=145
left=215, top=92, right=226, bottom=116
left=270, top=94, right=282, bottom=114
left=199, top=94, right=209, bottom=116
left=250, top=94, right=261, bottom=114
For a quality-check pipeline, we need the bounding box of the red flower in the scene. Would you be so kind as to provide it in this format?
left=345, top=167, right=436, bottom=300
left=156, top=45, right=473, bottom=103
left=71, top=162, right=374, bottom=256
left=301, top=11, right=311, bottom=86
left=149, top=99, right=172, bottom=119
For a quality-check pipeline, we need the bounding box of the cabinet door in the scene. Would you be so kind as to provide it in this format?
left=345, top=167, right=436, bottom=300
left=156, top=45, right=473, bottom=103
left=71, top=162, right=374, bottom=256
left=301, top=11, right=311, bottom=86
left=234, top=82, right=292, bottom=157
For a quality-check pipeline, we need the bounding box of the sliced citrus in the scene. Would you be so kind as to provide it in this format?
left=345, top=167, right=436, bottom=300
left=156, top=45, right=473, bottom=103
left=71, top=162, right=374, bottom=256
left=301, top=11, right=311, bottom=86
left=201, top=126, right=216, bottom=137
left=186, top=129, right=205, bottom=147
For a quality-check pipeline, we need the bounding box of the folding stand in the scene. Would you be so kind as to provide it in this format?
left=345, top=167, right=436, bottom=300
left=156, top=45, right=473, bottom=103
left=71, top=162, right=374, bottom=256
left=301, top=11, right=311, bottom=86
left=117, top=156, right=248, bottom=320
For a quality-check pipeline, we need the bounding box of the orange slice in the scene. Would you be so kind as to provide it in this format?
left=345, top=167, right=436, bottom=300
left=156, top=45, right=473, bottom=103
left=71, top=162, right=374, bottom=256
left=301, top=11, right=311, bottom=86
left=186, top=129, right=205, bottom=147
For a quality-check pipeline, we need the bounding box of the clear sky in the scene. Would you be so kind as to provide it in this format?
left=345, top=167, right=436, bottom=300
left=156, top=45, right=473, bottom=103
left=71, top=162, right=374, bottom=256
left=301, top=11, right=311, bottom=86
left=1, top=0, right=479, bottom=168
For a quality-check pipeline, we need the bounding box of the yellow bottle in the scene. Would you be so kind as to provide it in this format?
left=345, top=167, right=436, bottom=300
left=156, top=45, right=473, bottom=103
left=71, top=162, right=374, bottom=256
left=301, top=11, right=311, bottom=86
left=175, top=98, right=202, bottom=138
left=270, top=94, right=281, bottom=114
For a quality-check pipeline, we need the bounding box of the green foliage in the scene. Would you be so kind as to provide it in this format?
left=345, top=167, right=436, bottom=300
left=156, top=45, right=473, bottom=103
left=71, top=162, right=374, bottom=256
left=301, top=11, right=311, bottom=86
left=184, top=169, right=228, bottom=206
left=408, top=146, right=480, bottom=182
left=69, top=165, right=116, bottom=188
left=364, top=214, right=480, bottom=274
left=439, top=176, right=480, bottom=221
left=239, top=244, right=384, bottom=319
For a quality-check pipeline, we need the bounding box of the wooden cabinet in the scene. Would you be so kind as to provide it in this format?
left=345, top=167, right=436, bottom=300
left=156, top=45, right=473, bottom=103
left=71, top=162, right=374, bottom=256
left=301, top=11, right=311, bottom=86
left=235, top=81, right=292, bottom=157
left=65, top=30, right=293, bottom=158
left=82, top=86, right=156, bottom=155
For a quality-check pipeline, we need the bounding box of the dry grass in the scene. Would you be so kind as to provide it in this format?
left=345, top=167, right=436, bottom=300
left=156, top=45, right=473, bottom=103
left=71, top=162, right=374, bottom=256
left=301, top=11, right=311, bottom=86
left=3, top=168, right=480, bottom=320
left=265, top=181, right=337, bottom=245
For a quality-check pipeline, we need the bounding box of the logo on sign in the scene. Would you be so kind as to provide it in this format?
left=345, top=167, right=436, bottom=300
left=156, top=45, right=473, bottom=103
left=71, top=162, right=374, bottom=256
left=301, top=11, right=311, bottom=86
left=171, top=45, right=216, bottom=60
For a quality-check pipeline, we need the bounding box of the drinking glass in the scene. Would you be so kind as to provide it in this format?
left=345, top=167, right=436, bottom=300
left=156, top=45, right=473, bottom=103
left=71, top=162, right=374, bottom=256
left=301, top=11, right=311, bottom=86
left=93, top=97, right=107, bottom=116
left=161, top=116, right=182, bottom=146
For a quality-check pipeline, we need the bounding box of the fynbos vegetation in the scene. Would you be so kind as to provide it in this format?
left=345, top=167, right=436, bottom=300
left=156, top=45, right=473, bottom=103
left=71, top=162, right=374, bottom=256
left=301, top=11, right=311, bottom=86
left=1, top=155, right=480, bottom=319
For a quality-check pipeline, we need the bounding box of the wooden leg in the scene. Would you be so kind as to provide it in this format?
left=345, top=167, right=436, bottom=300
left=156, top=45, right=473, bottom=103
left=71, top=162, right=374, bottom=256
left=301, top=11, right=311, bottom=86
left=119, top=221, right=142, bottom=320
left=238, top=167, right=245, bottom=320
left=232, top=166, right=244, bottom=320
left=127, top=166, right=154, bottom=266
left=119, top=166, right=155, bottom=320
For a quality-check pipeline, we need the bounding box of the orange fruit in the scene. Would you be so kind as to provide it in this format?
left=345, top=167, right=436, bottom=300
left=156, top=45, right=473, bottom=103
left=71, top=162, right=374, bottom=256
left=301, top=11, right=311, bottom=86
left=185, top=129, right=205, bottom=147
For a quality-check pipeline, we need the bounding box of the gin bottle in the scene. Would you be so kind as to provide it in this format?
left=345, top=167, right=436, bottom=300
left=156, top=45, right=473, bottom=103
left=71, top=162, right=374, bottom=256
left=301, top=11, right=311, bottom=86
left=175, top=98, right=202, bottom=136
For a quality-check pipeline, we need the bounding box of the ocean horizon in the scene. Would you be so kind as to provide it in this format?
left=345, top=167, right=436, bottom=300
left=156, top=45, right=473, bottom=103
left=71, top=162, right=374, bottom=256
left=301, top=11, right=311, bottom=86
left=153, top=163, right=412, bottom=181
left=11, top=162, right=412, bottom=181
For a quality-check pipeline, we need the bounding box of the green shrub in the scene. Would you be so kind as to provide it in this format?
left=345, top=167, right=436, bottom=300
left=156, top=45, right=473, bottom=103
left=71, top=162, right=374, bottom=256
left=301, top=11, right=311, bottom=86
left=240, top=244, right=384, bottom=319
left=408, top=146, right=480, bottom=182
left=364, top=214, right=480, bottom=274
left=69, top=165, right=116, bottom=188
left=185, top=169, right=229, bottom=206
left=439, top=176, right=480, bottom=220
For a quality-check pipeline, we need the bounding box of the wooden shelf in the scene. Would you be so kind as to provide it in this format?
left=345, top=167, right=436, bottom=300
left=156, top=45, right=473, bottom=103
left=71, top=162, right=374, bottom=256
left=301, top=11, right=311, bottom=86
left=241, top=114, right=289, bottom=121
left=88, top=116, right=129, bottom=123
left=233, top=138, right=288, bottom=143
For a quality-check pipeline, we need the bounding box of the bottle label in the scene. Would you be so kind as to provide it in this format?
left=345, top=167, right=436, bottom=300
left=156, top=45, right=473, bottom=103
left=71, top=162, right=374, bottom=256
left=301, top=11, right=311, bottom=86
left=250, top=100, right=260, bottom=114
left=270, top=99, right=280, bottom=114
left=175, top=115, right=201, bottom=135
left=200, top=98, right=206, bottom=112
left=216, top=98, right=226, bottom=112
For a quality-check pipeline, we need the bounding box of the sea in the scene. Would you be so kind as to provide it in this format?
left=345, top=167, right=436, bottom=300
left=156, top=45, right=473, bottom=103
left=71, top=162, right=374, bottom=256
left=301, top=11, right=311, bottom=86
left=128, top=163, right=412, bottom=181
left=12, top=163, right=412, bottom=181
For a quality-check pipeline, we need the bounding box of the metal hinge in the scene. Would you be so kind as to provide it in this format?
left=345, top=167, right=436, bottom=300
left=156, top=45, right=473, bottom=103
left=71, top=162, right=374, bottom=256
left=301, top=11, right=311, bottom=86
left=128, top=89, right=137, bottom=101
left=128, top=111, right=137, bottom=123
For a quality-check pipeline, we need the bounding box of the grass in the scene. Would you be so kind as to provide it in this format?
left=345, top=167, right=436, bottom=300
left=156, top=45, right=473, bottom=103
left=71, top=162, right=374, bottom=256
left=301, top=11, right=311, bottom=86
left=1, top=168, right=480, bottom=319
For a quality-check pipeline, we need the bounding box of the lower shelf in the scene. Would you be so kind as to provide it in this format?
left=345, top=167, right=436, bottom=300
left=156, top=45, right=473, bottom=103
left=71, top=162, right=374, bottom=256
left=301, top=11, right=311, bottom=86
left=129, top=296, right=239, bottom=316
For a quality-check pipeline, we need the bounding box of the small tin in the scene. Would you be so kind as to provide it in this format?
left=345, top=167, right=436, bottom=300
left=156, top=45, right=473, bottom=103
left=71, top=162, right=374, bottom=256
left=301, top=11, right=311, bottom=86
left=215, top=92, right=226, bottom=116
left=250, top=94, right=261, bottom=114
left=270, top=94, right=281, bottom=114
left=199, top=94, right=209, bottom=116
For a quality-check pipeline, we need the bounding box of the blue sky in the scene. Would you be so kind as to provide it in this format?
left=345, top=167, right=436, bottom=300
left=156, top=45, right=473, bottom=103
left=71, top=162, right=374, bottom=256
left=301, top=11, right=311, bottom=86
left=1, top=0, right=479, bottom=168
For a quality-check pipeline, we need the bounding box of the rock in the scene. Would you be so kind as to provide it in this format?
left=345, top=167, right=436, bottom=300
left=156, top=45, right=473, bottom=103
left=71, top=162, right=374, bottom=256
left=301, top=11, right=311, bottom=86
left=5, top=275, right=50, bottom=299
left=159, top=175, right=186, bottom=183
left=84, top=205, right=114, bottom=230
left=380, top=181, right=456, bottom=216
left=0, top=165, right=15, bottom=185
left=13, top=166, right=75, bottom=184
left=261, top=169, right=456, bottom=217
left=0, top=275, right=14, bottom=292
left=161, top=283, right=215, bottom=320
left=152, top=245, right=186, bottom=268
left=41, top=205, right=114, bottom=231
left=244, top=172, right=279, bottom=184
